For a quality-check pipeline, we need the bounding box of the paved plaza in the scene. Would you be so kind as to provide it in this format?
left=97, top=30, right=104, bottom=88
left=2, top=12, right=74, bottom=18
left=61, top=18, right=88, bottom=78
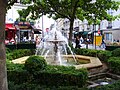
left=72, top=42, right=105, bottom=50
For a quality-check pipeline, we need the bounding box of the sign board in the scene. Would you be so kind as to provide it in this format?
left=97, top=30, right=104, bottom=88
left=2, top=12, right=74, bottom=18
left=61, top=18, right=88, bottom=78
left=93, top=36, right=102, bottom=46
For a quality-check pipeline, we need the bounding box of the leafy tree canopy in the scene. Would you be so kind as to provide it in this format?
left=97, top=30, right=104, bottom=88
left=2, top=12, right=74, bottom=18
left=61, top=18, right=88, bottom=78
left=13, top=0, right=120, bottom=41
left=18, top=0, right=119, bottom=21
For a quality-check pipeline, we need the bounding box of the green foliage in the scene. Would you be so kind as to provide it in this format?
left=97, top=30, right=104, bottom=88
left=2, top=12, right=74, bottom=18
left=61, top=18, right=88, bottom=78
left=6, top=48, right=11, bottom=54
left=97, top=50, right=112, bottom=62
left=18, top=0, right=119, bottom=41
left=107, top=57, right=120, bottom=74
left=75, top=48, right=98, bottom=57
left=74, top=48, right=112, bottom=62
left=112, top=48, right=120, bottom=57
left=8, top=81, right=88, bottom=90
left=6, top=49, right=35, bottom=60
left=8, top=81, right=49, bottom=90
left=7, top=0, right=16, bottom=10
left=31, top=65, right=88, bottom=87
left=24, top=55, right=47, bottom=73
left=17, top=9, right=31, bottom=21
left=6, top=60, right=24, bottom=71
left=7, top=63, right=88, bottom=88
left=7, top=71, right=29, bottom=84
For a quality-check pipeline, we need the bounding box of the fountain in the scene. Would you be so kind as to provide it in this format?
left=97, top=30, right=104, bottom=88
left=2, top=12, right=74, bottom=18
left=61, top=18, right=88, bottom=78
left=36, top=24, right=102, bottom=69
left=36, top=26, right=77, bottom=65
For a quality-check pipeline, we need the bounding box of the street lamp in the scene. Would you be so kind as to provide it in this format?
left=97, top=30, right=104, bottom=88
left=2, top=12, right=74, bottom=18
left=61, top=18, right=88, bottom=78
left=94, top=23, right=96, bottom=50
left=89, top=0, right=97, bottom=50
left=89, top=13, right=96, bottom=50
left=42, top=12, right=44, bottom=38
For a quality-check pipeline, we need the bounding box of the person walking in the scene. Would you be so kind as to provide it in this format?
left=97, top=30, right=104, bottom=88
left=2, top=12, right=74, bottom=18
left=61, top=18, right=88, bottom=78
left=75, top=36, right=81, bottom=48
left=101, top=39, right=106, bottom=49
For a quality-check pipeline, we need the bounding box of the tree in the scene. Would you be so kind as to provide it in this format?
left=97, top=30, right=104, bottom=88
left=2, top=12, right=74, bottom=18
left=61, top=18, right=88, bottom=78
left=0, top=0, right=18, bottom=89
left=19, top=0, right=119, bottom=42
left=0, top=0, right=8, bottom=90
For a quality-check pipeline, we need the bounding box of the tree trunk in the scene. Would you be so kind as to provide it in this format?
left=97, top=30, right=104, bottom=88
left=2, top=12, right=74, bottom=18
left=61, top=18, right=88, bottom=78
left=69, top=19, right=74, bottom=43
left=0, top=0, right=8, bottom=90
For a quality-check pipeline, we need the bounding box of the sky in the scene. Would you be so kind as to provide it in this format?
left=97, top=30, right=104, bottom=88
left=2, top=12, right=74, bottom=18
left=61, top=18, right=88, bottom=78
left=35, top=15, right=55, bottom=31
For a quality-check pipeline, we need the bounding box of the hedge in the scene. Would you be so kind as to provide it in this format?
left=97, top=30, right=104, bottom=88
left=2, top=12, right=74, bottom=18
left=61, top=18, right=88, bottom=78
left=6, top=49, right=35, bottom=60
left=8, top=81, right=88, bottom=90
left=107, top=57, right=120, bottom=74
left=74, top=48, right=112, bottom=62
left=7, top=66, right=88, bottom=88
left=112, top=48, right=120, bottom=57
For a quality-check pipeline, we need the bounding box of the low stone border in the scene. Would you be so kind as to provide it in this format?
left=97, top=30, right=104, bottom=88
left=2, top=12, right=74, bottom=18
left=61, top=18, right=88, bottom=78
left=74, top=55, right=103, bottom=69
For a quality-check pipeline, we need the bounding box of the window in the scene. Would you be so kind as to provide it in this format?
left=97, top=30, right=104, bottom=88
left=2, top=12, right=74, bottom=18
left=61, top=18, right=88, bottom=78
left=107, top=21, right=112, bottom=28
left=105, top=33, right=112, bottom=41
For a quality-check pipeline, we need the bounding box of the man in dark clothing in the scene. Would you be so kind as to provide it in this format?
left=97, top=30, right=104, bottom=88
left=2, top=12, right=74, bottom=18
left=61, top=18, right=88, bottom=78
left=75, top=36, right=81, bottom=48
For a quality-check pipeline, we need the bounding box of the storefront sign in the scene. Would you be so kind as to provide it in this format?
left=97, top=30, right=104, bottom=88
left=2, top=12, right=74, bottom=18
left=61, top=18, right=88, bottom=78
left=94, top=36, right=102, bottom=46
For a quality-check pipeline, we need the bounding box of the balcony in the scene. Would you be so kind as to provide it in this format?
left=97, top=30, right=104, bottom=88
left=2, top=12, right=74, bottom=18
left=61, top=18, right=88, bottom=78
left=107, top=26, right=112, bottom=29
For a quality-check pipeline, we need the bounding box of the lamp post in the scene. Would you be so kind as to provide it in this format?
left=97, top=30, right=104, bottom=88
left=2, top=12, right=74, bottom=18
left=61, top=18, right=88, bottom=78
left=90, top=13, right=96, bottom=50
left=41, top=12, right=44, bottom=47
left=90, top=0, right=97, bottom=50
left=94, top=23, right=96, bottom=50
left=42, top=12, right=44, bottom=38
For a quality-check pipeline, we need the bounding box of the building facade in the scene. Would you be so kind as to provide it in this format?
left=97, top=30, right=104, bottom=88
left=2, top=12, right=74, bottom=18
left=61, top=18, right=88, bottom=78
left=100, top=9, right=120, bottom=43
left=5, top=2, right=40, bottom=44
left=56, top=7, right=120, bottom=44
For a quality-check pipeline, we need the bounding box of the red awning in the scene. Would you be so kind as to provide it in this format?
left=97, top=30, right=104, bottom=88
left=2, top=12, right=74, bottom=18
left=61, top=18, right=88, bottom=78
left=5, top=23, right=16, bottom=31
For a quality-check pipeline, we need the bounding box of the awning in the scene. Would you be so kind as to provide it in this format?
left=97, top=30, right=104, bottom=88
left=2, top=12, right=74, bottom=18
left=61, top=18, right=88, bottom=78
left=88, top=31, right=93, bottom=34
left=5, top=23, right=16, bottom=31
left=82, top=31, right=89, bottom=35
left=34, top=31, right=41, bottom=34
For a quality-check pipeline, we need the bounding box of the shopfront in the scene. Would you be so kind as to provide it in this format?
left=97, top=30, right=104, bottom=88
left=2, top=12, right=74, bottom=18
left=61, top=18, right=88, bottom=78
left=5, top=23, right=17, bottom=44
left=14, top=21, right=35, bottom=43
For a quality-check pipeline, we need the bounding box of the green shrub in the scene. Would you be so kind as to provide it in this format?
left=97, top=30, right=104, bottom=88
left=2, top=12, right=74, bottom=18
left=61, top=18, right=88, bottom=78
left=97, top=50, right=112, bottom=62
left=8, top=81, right=88, bottom=90
left=6, top=49, right=35, bottom=60
left=75, top=48, right=112, bottom=63
left=8, top=64, right=88, bottom=88
left=75, top=48, right=98, bottom=57
left=7, top=70, right=29, bottom=84
left=6, top=60, right=24, bottom=71
left=112, top=48, right=120, bottom=57
left=107, top=57, right=120, bottom=74
left=33, top=65, right=88, bottom=87
left=75, top=48, right=89, bottom=56
left=6, top=48, right=11, bottom=54
left=24, top=55, right=47, bottom=73
left=86, top=49, right=98, bottom=57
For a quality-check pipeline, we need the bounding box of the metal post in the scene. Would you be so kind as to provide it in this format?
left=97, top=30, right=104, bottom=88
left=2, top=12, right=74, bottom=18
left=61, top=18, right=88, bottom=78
left=42, top=12, right=44, bottom=38
left=94, top=24, right=96, bottom=50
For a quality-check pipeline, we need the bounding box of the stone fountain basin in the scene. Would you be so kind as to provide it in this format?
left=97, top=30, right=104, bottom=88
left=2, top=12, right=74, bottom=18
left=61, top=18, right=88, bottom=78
left=12, top=55, right=102, bottom=70
left=45, top=55, right=102, bottom=69
left=73, top=55, right=102, bottom=69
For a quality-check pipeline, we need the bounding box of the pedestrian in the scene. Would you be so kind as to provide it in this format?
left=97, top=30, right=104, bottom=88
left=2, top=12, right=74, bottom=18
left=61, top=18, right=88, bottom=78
left=84, top=38, right=88, bottom=49
left=75, top=36, right=81, bottom=48
left=80, top=36, right=84, bottom=44
left=36, top=35, right=40, bottom=45
left=117, top=40, right=119, bottom=42
left=101, top=39, right=106, bottom=49
left=15, top=34, right=18, bottom=44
